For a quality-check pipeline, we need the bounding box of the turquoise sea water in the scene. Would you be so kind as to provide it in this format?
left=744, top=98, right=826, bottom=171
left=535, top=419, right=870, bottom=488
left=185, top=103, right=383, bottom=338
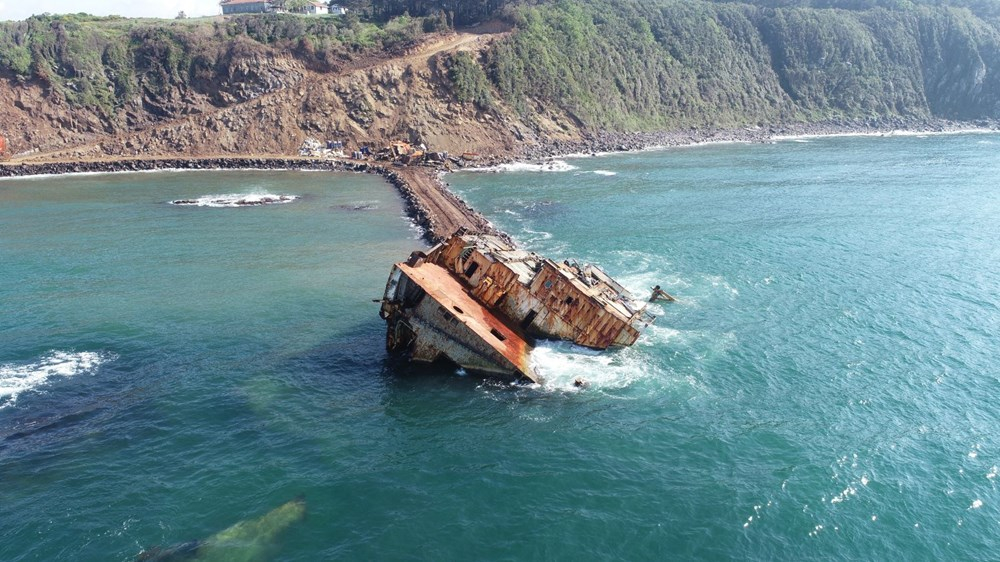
left=2, top=135, right=999, bottom=560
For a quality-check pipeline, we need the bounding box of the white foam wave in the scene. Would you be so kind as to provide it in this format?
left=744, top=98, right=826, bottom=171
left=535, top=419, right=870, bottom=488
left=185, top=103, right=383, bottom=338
left=528, top=324, right=688, bottom=392
left=170, top=193, right=298, bottom=207
left=772, top=128, right=999, bottom=142
left=563, top=150, right=617, bottom=158
left=521, top=227, right=553, bottom=240
left=471, top=160, right=579, bottom=173
left=0, top=170, right=121, bottom=182
left=592, top=170, right=617, bottom=176
left=0, top=351, right=114, bottom=408
left=616, top=269, right=687, bottom=306
left=529, top=342, right=647, bottom=392
left=0, top=167, right=267, bottom=183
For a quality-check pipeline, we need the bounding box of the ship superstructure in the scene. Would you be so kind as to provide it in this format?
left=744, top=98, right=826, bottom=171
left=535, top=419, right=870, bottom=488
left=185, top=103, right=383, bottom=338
left=379, top=231, right=655, bottom=382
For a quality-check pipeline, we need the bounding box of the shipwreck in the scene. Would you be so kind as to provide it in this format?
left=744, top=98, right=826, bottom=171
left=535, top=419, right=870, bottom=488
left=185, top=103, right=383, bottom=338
left=379, top=230, right=656, bottom=383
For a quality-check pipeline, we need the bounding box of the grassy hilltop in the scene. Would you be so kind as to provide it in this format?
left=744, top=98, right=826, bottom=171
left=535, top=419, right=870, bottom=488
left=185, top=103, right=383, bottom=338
left=2, top=0, right=1000, bottom=159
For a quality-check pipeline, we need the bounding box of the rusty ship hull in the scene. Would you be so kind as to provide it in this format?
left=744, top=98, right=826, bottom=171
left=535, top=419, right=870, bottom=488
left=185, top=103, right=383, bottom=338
left=379, top=232, right=655, bottom=382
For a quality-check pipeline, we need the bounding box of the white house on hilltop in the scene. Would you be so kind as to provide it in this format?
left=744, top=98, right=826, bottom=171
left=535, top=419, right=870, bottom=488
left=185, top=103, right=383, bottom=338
left=302, top=1, right=328, bottom=15
left=220, top=0, right=272, bottom=15
left=220, top=0, right=348, bottom=15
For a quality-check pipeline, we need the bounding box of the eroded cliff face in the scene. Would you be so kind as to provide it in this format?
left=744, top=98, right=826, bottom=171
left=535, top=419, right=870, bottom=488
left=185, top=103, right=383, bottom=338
left=6, top=4, right=1000, bottom=164
left=0, top=28, right=563, bottom=163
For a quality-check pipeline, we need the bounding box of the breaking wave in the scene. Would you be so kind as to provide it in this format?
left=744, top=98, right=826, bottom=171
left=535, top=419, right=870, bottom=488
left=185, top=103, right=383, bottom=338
left=169, top=193, right=298, bottom=207
left=526, top=322, right=717, bottom=397
left=530, top=340, right=657, bottom=392
left=592, top=170, right=617, bottom=176
left=1, top=351, right=115, bottom=409
left=472, top=160, right=579, bottom=173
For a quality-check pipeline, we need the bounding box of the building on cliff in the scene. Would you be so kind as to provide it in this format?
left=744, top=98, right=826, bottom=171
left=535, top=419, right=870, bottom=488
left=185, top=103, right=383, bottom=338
left=220, top=0, right=346, bottom=15
left=300, top=2, right=329, bottom=15
left=220, top=0, right=273, bottom=14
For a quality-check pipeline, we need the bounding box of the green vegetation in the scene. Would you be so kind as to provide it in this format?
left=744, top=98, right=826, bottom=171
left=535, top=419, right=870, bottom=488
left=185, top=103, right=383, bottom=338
left=444, top=51, right=495, bottom=109
left=343, top=1, right=514, bottom=25
left=481, top=0, right=1000, bottom=128
left=0, top=11, right=444, bottom=118
left=4, top=1, right=1000, bottom=131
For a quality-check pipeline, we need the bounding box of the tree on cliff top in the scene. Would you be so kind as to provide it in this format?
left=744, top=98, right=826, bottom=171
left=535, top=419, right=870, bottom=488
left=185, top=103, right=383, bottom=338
left=284, top=0, right=313, bottom=12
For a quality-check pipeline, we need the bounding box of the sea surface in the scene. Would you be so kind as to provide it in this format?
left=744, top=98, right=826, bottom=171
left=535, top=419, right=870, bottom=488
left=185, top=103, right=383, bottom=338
left=2, top=134, right=998, bottom=560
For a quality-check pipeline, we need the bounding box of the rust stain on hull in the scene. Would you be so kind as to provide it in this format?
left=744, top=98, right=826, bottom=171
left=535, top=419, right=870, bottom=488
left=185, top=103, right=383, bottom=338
left=380, top=231, right=655, bottom=382
left=381, top=261, right=536, bottom=381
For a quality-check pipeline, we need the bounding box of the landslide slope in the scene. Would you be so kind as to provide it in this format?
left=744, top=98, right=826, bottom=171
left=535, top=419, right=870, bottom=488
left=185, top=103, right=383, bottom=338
left=0, top=15, right=532, bottom=162
left=5, top=1, right=1000, bottom=163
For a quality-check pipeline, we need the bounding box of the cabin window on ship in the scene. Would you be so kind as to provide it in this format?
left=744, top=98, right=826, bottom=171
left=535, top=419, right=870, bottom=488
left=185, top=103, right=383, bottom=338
left=464, top=261, right=479, bottom=277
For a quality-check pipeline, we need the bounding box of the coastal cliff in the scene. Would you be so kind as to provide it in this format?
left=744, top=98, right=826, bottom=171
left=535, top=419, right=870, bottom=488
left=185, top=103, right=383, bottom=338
left=3, top=0, right=1000, bottom=162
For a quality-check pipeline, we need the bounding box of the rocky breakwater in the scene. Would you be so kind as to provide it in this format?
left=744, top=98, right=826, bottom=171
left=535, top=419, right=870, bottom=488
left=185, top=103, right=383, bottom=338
left=0, top=157, right=368, bottom=177
left=0, top=157, right=505, bottom=245
left=389, top=166, right=509, bottom=245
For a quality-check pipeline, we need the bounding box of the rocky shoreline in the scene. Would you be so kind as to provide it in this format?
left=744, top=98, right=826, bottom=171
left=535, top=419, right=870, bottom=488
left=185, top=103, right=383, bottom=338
left=4, top=119, right=998, bottom=246
left=0, top=157, right=369, bottom=178
left=513, top=118, right=1000, bottom=161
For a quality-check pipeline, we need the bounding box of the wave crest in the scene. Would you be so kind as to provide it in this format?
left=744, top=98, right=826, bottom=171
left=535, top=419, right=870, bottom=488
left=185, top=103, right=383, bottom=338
left=170, top=193, right=298, bottom=207
left=471, top=160, right=579, bottom=173
left=1, top=351, right=115, bottom=409
left=529, top=341, right=653, bottom=392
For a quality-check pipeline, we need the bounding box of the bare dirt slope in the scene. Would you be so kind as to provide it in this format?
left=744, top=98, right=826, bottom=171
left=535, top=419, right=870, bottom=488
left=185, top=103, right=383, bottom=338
left=1, top=22, right=572, bottom=164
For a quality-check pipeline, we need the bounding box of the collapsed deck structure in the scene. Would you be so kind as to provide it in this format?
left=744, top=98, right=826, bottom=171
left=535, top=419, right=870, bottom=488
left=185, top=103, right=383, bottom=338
left=379, top=231, right=656, bottom=382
